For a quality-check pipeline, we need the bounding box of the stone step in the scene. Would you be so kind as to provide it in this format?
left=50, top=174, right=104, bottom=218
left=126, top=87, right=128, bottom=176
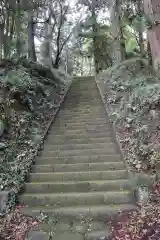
left=64, top=102, right=102, bottom=106
left=63, top=98, right=99, bottom=101
left=56, top=121, right=108, bottom=126
left=53, top=117, right=107, bottom=121
left=54, top=117, right=108, bottom=123
left=20, top=191, right=131, bottom=207
left=66, top=90, right=98, bottom=93
left=49, top=129, right=112, bottom=135
left=85, top=230, right=110, bottom=240
left=37, top=154, right=122, bottom=164
left=68, top=88, right=97, bottom=91
left=51, top=124, right=110, bottom=131
left=43, top=143, right=116, bottom=151
left=61, top=104, right=101, bottom=108
left=66, top=92, right=99, bottom=95
left=24, top=179, right=130, bottom=194
left=44, top=137, right=114, bottom=145
left=58, top=117, right=107, bottom=122
left=40, top=148, right=118, bottom=158
left=32, top=221, right=108, bottom=235
left=63, top=104, right=101, bottom=108
left=28, top=170, right=127, bottom=182
left=53, top=121, right=109, bottom=127
left=58, top=109, right=106, bottom=114
left=32, top=162, right=124, bottom=173
left=73, top=76, right=94, bottom=80
left=21, top=204, right=136, bottom=221
left=58, top=114, right=107, bottom=119
left=69, top=88, right=98, bottom=91
left=46, top=133, right=113, bottom=140
left=60, top=102, right=103, bottom=107
left=58, top=110, right=106, bottom=115
left=47, top=129, right=112, bottom=136
left=25, top=231, right=49, bottom=240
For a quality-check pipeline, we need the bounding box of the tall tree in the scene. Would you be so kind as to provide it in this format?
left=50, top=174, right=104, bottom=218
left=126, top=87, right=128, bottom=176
left=78, top=0, right=107, bottom=73
left=28, top=8, right=37, bottom=61
left=110, top=0, right=122, bottom=64
left=16, top=0, right=21, bottom=57
left=137, top=0, right=145, bottom=56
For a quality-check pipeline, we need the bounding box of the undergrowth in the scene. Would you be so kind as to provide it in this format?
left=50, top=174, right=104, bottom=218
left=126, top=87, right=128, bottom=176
left=99, top=58, right=160, bottom=174
left=110, top=181, right=160, bottom=240
left=0, top=60, right=70, bottom=239
left=0, top=61, right=70, bottom=193
left=98, top=58, right=160, bottom=240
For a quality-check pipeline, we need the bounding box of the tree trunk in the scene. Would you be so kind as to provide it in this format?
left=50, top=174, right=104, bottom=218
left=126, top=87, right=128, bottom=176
left=91, top=7, right=99, bottom=74
left=0, top=23, right=4, bottom=60
left=28, top=9, right=37, bottom=62
left=110, top=0, right=122, bottom=64
left=120, top=24, right=126, bottom=60
left=147, top=40, right=152, bottom=66
left=137, top=0, right=145, bottom=56
left=54, top=55, right=61, bottom=69
left=16, top=0, right=21, bottom=58
left=4, top=9, right=10, bottom=58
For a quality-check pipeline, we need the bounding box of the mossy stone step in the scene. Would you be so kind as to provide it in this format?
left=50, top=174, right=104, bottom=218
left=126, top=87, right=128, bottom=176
left=36, top=154, right=122, bottom=164
left=20, top=191, right=131, bottom=207
left=46, top=130, right=113, bottom=136
left=24, top=179, right=130, bottom=194
left=28, top=170, right=127, bottom=182
left=40, top=148, right=118, bottom=158
left=32, top=162, right=124, bottom=173
left=53, top=121, right=109, bottom=127
left=43, top=143, right=116, bottom=151
left=57, top=116, right=107, bottom=121
left=51, top=124, right=110, bottom=131
left=85, top=230, right=110, bottom=240
left=32, top=220, right=107, bottom=234
left=46, top=133, right=113, bottom=140
left=21, top=204, right=136, bottom=221
left=44, top=137, right=114, bottom=145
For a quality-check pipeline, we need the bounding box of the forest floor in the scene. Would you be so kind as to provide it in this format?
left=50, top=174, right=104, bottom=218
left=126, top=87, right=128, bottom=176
left=98, top=58, right=160, bottom=240
left=1, top=57, right=160, bottom=239
left=0, top=59, right=70, bottom=239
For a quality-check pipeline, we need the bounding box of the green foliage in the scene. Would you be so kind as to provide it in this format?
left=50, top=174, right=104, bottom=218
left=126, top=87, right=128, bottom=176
left=3, top=69, right=32, bottom=91
left=99, top=58, right=160, bottom=173
left=0, top=61, right=69, bottom=194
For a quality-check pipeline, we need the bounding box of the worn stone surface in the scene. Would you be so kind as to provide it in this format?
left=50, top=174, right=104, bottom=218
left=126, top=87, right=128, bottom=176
left=55, top=223, right=71, bottom=232
left=25, top=231, right=49, bottom=240
left=51, top=232, right=83, bottom=240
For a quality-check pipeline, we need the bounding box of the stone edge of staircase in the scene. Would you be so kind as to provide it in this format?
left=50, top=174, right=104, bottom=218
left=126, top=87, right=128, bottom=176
left=0, top=79, right=73, bottom=239
left=94, top=74, right=152, bottom=204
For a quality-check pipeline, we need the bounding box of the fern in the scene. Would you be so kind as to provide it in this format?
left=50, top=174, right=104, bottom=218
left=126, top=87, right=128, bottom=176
left=3, top=69, right=32, bottom=91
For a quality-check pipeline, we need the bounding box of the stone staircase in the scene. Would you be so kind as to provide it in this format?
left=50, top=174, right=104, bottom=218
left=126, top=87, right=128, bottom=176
left=20, top=76, right=135, bottom=240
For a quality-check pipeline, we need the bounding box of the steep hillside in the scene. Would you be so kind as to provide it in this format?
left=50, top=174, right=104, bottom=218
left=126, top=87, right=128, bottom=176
left=0, top=58, right=70, bottom=194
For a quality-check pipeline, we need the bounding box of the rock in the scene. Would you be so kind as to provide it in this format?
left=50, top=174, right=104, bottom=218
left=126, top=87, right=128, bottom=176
left=0, top=190, right=15, bottom=214
left=135, top=186, right=149, bottom=203
left=0, top=120, right=4, bottom=137
left=0, top=142, right=7, bottom=150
